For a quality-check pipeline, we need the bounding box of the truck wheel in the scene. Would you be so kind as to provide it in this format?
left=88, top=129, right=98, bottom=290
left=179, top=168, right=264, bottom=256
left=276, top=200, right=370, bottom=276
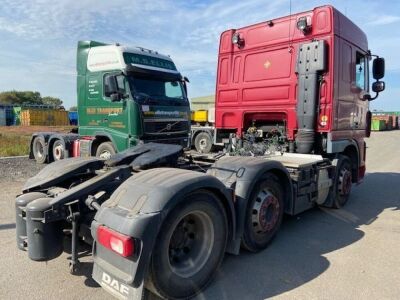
left=52, top=140, right=66, bottom=161
left=194, top=132, right=213, bottom=153
left=242, top=173, right=284, bottom=252
left=32, top=136, right=47, bottom=164
left=147, top=190, right=227, bottom=299
left=329, top=154, right=352, bottom=209
left=95, top=142, right=115, bottom=159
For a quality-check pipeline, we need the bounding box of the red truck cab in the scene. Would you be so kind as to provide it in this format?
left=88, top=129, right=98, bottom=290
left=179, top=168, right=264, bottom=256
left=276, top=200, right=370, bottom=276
left=215, top=5, right=384, bottom=183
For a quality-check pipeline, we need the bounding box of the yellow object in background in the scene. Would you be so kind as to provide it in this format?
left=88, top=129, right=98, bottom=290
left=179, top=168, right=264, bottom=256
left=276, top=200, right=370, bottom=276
left=192, top=110, right=208, bottom=122
left=20, top=109, right=69, bottom=126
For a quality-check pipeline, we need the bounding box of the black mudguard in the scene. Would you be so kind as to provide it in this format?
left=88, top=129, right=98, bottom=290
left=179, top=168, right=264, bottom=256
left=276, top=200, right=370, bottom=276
left=207, top=156, right=294, bottom=253
left=23, top=157, right=104, bottom=192
left=91, top=168, right=235, bottom=298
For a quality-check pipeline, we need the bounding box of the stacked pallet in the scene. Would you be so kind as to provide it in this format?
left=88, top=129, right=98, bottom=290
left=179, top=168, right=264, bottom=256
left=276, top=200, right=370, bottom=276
left=371, top=114, right=398, bottom=131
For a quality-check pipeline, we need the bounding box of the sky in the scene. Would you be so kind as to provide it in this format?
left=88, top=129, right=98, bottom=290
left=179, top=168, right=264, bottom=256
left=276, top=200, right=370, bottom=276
left=0, top=0, right=398, bottom=111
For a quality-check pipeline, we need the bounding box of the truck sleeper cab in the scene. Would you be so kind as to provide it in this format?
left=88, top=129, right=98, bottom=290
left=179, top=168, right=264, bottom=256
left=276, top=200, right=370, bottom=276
left=30, top=41, right=191, bottom=163
left=192, top=5, right=385, bottom=187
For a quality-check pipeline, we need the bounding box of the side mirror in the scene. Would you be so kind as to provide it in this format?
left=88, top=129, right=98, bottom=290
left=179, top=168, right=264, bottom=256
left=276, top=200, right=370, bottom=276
left=182, top=76, right=189, bottom=96
left=105, top=75, right=118, bottom=96
left=105, top=75, right=124, bottom=101
left=110, top=93, right=121, bottom=102
left=372, top=81, right=385, bottom=93
left=372, top=57, right=385, bottom=80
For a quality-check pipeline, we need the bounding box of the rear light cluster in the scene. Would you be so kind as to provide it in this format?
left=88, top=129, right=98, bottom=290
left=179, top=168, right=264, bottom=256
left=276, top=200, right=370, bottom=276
left=97, top=226, right=134, bottom=257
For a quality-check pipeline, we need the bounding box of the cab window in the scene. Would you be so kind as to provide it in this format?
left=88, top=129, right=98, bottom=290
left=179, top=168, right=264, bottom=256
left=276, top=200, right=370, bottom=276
left=104, top=74, right=126, bottom=98
left=355, top=52, right=367, bottom=90
left=165, top=81, right=183, bottom=98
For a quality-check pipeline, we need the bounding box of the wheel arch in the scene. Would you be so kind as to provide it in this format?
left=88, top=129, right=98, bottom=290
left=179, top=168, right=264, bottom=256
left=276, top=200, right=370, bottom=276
left=91, top=134, right=114, bottom=156
left=94, top=168, right=236, bottom=287
left=342, top=144, right=359, bottom=183
left=326, top=136, right=360, bottom=183
left=191, top=129, right=213, bottom=145
left=206, top=156, right=294, bottom=253
left=268, top=167, right=294, bottom=214
left=136, top=169, right=236, bottom=246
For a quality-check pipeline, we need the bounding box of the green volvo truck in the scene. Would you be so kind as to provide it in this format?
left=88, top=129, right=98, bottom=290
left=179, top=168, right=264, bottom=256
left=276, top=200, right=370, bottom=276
left=30, top=41, right=191, bottom=163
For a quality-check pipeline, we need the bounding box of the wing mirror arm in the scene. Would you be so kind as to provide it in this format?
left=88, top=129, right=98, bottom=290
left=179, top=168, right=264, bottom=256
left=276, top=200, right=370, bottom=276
left=363, top=80, right=385, bottom=101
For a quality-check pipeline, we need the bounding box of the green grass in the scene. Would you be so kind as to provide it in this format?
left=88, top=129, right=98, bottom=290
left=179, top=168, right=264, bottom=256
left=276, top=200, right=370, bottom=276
left=0, top=132, right=31, bottom=156
left=0, top=126, right=73, bottom=157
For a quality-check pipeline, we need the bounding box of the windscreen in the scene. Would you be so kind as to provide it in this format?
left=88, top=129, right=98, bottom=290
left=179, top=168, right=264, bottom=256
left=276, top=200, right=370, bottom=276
left=128, top=76, right=187, bottom=106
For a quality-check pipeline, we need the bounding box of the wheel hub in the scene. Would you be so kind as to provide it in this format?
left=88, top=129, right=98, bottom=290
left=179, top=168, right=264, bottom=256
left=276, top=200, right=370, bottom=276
left=338, top=169, right=352, bottom=196
left=99, top=150, right=112, bottom=160
left=168, top=211, right=214, bottom=278
left=252, top=190, right=280, bottom=233
left=169, top=219, right=195, bottom=262
left=54, top=145, right=63, bottom=160
left=36, top=144, right=44, bottom=158
left=199, top=138, right=207, bottom=150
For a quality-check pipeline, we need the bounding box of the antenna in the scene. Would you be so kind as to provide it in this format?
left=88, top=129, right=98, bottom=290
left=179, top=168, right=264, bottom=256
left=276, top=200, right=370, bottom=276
left=288, top=0, right=293, bottom=53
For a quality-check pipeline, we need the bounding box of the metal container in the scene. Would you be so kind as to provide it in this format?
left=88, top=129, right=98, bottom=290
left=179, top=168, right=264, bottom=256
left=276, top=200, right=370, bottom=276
left=392, top=116, right=398, bottom=129
left=192, top=110, right=208, bottom=122
left=371, top=119, right=386, bottom=131
left=68, top=111, right=78, bottom=125
left=0, top=108, right=6, bottom=126
left=21, top=109, right=69, bottom=126
left=5, top=106, right=14, bottom=125
left=13, top=106, right=21, bottom=125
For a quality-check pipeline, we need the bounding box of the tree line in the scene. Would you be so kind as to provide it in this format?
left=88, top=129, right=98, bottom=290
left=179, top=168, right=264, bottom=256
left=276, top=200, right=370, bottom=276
left=0, top=90, right=63, bottom=107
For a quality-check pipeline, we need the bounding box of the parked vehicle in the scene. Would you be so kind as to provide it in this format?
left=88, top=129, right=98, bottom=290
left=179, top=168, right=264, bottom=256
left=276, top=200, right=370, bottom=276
left=16, top=5, right=384, bottom=300
left=29, top=40, right=191, bottom=163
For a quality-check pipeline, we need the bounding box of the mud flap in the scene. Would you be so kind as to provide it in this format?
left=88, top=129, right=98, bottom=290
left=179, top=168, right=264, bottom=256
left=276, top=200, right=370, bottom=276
left=93, top=263, right=144, bottom=300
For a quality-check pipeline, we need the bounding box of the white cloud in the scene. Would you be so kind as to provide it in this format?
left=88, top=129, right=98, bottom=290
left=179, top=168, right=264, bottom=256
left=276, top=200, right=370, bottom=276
left=367, top=15, right=400, bottom=26
left=0, top=0, right=399, bottom=109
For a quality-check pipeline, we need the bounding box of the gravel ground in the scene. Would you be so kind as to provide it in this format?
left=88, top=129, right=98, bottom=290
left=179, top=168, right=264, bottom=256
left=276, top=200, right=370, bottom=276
left=0, top=156, right=44, bottom=183
left=0, top=131, right=399, bottom=300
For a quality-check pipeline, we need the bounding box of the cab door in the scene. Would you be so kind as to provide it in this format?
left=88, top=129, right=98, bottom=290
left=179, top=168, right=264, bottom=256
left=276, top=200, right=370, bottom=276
left=352, top=51, right=369, bottom=132
left=101, top=73, right=129, bottom=135
left=82, top=72, right=130, bottom=151
left=336, top=40, right=354, bottom=131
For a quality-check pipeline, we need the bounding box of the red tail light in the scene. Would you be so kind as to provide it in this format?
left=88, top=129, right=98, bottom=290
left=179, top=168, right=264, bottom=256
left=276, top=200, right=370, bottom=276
left=97, top=226, right=134, bottom=257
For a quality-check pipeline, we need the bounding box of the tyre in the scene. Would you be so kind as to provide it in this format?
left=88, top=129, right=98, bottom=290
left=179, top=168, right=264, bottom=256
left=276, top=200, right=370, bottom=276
left=95, top=142, right=116, bottom=159
left=194, top=132, right=213, bottom=153
left=52, top=139, right=66, bottom=161
left=147, top=190, right=227, bottom=299
left=328, top=154, right=352, bottom=209
left=242, top=173, right=284, bottom=252
left=32, top=136, right=47, bottom=164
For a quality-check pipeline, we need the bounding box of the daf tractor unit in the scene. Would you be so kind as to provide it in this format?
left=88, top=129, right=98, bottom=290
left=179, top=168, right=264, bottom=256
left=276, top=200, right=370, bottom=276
left=30, top=40, right=191, bottom=163
left=15, top=5, right=385, bottom=300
